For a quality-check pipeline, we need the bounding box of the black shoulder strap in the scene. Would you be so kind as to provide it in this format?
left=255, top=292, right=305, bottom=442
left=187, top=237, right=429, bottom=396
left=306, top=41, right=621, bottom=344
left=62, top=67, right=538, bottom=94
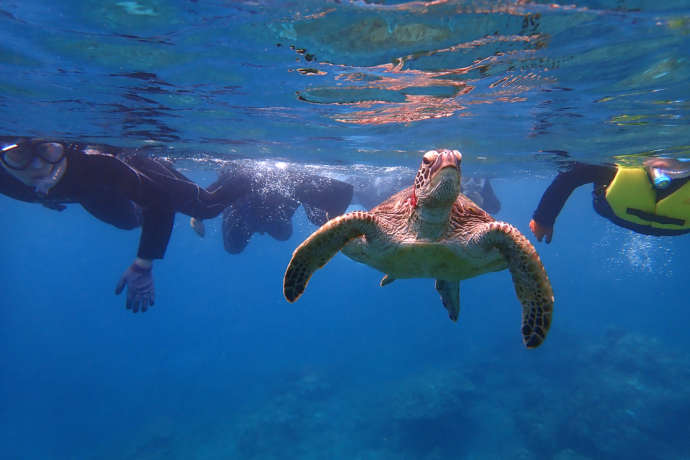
left=626, top=207, right=685, bottom=226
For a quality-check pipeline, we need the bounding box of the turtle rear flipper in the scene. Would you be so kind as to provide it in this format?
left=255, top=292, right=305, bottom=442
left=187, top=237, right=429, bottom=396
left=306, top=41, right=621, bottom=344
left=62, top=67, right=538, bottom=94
left=475, top=222, right=554, bottom=348
left=435, top=279, right=460, bottom=322
left=284, top=212, right=380, bottom=302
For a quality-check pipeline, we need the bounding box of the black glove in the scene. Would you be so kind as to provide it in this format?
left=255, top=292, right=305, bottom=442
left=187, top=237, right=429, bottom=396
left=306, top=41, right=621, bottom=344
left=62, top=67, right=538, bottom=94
left=115, top=262, right=155, bottom=313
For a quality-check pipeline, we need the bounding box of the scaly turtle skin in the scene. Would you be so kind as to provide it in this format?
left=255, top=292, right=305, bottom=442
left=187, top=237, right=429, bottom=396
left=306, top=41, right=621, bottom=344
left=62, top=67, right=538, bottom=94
left=283, top=150, right=554, bottom=348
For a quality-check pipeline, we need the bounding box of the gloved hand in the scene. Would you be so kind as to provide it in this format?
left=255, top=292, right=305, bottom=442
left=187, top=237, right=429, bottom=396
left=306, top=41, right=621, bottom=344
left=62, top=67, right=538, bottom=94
left=115, top=259, right=155, bottom=313
left=529, top=219, right=553, bottom=244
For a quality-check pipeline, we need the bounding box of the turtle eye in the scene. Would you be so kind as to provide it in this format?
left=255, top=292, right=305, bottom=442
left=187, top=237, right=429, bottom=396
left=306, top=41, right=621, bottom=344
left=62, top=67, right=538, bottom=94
left=422, top=150, right=437, bottom=165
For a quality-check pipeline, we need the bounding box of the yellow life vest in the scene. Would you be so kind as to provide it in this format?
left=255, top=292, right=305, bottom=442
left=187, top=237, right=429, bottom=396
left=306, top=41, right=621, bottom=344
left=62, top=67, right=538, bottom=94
left=605, top=167, right=690, bottom=229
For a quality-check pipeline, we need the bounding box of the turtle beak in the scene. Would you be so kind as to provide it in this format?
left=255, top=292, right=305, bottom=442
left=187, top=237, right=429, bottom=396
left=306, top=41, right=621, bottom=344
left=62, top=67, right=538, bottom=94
left=431, top=149, right=462, bottom=175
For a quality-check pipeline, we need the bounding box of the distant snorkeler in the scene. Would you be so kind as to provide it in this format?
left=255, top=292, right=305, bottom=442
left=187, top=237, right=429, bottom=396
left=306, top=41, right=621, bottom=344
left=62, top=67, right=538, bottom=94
left=530, top=158, right=690, bottom=243
left=189, top=161, right=354, bottom=253
left=0, top=139, right=255, bottom=313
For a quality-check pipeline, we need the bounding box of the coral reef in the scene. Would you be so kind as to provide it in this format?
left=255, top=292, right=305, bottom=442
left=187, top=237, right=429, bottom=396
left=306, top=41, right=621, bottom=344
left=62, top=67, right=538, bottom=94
left=221, top=332, right=690, bottom=460
left=515, top=331, right=690, bottom=460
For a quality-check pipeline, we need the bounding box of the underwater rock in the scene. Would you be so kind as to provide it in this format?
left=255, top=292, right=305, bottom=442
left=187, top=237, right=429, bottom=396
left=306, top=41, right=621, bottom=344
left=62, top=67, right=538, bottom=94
left=126, top=434, right=175, bottom=460
left=121, top=415, right=178, bottom=459
left=288, top=371, right=332, bottom=401
left=553, top=448, right=592, bottom=460
left=516, top=331, right=690, bottom=460
left=206, top=332, right=689, bottom=459
left=388, top=367, right=476, bottom=421
left=229, top=372, right=347, bottom=459
left=381, top=368, right=480, bottom=458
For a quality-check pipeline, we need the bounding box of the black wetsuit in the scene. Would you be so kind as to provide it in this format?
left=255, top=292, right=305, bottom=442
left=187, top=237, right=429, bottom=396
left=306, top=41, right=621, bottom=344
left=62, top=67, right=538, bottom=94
left=0, top=144, right=249, bottom=259
left=207, top=162, right=353, bottom=253
left=532, top=162, right=690, bottom=236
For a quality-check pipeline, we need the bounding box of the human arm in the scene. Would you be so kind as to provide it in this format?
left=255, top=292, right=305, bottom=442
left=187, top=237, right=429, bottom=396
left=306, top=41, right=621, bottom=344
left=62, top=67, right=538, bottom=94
left=67, top=153, right=171, bottom=311
left=531, top=162, right=616, bottom=243
left=77, top=155, right=173, bottom=310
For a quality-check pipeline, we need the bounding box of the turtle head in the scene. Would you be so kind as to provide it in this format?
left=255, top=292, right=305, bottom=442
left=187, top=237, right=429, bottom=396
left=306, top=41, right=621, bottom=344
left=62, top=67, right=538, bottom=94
left=412, top=149, right=462, bottom=211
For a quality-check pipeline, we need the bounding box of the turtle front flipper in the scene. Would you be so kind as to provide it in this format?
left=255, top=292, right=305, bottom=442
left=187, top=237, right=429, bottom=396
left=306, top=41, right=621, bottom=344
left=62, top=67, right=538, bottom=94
left=435, top=279, right=460, bottom=322
left=284, top=211, right=380, bottom=302
left=475, top=222, right=554, bottom=348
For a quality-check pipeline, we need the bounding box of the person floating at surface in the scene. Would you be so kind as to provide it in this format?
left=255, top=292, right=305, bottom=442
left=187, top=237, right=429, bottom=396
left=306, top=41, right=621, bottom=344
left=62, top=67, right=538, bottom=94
left=529, top=158, right=690, bottom=243
left=0, top=139, right=251, bottom=312
left=189, top=161, right=354, bottom=253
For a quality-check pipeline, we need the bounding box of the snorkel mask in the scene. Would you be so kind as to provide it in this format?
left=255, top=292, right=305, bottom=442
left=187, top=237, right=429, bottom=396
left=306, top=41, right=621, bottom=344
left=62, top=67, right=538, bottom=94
left=644, top=157, right=690, bottom=190
left=650, top=168, right=671, bottom=189
left=0, top=141, right=68, bottom=194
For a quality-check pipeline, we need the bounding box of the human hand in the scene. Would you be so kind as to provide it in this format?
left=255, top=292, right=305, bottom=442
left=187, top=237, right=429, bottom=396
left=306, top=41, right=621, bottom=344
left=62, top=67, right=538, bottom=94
left=190, top=217, right=205, bottom=237
left=529, top=219, right=553, bottom=244
left=115, top=259, right=155, bottom=312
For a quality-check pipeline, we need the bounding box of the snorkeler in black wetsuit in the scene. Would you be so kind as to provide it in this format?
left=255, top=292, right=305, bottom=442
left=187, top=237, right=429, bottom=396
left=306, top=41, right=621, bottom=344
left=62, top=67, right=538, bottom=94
left=0, top=139, right=251, bottom=312
left=530, top=160, right=690, bottom=243
left=189, top=161, right=354, bottom=253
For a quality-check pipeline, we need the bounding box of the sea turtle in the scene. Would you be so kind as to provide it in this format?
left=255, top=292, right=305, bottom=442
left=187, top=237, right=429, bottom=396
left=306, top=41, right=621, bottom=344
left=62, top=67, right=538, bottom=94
left=283, top=149, right=554, bottom=348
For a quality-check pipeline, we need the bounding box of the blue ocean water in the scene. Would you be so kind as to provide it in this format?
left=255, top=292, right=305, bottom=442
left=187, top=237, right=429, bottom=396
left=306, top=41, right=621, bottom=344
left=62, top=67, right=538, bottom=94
left=1, top=1, right=689, bottom=459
